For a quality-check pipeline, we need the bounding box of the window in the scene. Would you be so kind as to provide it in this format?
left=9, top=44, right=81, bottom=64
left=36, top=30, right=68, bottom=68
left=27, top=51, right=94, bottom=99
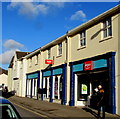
left=29, top=58, right=32, bottom=67
left=35, top=55, right=38, bottom=65
left=80, top=31, right=86, bottom=47
left=20, top=61, right=23, bottom=69
left=48, top=49, right=51, bottom=59
left=58, top=43, right=62, bottom=56
left=103, top=18, right=112, bottom=38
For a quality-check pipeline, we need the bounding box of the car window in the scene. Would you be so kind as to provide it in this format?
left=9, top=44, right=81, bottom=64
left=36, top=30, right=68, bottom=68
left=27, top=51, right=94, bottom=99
left=0, top=104, right=20, bottom=119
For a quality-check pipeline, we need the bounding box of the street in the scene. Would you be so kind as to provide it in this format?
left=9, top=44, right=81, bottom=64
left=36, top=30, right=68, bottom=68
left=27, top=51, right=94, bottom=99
left=13, top=103, right=48, bottom=119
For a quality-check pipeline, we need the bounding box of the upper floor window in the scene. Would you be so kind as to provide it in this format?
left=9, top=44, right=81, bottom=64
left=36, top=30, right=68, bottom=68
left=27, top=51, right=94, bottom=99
left=20, top=61, right=23, bottom=69
left=58, top=43, right=62, bottom=56
left=35, top=55, right=38, bottom=65
left=80, top=31, right=86, bottom=47
left=103, top=18, right=112, bottom=38
left=29, top=58, right=32, bottom=67
left=48, top=49, right=51, bottom=59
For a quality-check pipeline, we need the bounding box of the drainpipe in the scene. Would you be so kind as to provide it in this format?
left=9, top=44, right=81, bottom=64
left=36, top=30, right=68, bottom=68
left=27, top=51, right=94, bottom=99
left=65, top=32, right=71, bottom=105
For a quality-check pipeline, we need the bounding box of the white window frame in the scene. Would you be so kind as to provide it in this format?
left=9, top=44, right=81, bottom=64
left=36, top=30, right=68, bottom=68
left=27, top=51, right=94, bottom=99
left=103, top=17, right=112, bottom=38
left=48, top=48, right=51, bottom=59
left=35, top=55, right=38, bottom=65
left=29, top=58, right=32, bottom=67
left=79, top=31, right=86, bottom=48
left=58, top=43, right=62, bottom=56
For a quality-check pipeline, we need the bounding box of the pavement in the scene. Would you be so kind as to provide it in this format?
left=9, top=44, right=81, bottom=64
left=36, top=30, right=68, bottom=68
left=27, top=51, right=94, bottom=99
left=8, top=96, right=120, bottom=119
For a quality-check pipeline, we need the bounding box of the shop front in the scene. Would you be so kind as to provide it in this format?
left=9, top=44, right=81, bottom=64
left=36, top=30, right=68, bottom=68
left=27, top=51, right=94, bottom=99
left=69, top=52, right=116, bottom=114
left=26, top=71, right=40, bottom=99
left=52, top=67, right=64, bottom=104
left=42, top=64, right=67, bottom=105
left=42, top=70, right=51, bottom=101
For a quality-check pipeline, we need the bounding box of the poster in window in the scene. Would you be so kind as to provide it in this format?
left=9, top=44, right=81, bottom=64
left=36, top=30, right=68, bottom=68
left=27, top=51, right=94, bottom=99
left=81, top=84, right=87, bottom=94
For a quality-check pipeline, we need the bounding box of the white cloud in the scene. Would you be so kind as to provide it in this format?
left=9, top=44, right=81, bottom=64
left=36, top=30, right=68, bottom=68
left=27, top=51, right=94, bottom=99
left=70, top=10, right=87, bottom=21
left=4, top=39, right=24, bottom=50
left=0, top=39, right=25, bottom=65
left=7, top=2, right=65, bottom=19
left=0, top=49, right=19, bottom=64
left=7, top=2, right=49, bottom=18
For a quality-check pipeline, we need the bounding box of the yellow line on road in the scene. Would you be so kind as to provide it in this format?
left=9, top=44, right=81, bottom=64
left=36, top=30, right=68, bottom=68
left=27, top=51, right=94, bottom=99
left=12, top=102, right=48, bottom=118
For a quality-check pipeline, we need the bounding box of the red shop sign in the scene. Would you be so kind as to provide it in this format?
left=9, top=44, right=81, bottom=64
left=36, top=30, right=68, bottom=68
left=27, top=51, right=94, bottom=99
left=84, top=61, right=93, bottom=71
left=45, top=59, right=53, bottom=64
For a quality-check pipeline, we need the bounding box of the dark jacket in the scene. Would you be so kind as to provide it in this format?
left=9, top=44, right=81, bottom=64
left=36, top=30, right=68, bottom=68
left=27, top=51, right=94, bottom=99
left=97, top=88, right=105, bottom=107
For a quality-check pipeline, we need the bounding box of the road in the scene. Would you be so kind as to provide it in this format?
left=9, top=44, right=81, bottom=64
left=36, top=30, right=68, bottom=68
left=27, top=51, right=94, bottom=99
left=13, top=103, right=48, bottom=119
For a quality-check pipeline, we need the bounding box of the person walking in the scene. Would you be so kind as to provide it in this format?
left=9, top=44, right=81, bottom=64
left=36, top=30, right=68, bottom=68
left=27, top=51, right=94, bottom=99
left=97, top=85, right=105, bottom=119
left=37, top=88, right=41, bottom=100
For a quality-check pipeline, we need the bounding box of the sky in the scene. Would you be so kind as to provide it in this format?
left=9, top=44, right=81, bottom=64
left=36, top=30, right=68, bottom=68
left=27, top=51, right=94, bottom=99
left=0, top=1, right=119, bottom=70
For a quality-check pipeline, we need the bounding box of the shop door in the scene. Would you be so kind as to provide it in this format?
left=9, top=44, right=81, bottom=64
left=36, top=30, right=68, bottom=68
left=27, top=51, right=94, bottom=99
left=90, top=71, right=110, bottom=112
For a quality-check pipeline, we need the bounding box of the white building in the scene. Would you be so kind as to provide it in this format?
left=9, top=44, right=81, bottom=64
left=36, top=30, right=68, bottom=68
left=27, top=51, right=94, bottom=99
left=0, top=67, right=8, bottom=87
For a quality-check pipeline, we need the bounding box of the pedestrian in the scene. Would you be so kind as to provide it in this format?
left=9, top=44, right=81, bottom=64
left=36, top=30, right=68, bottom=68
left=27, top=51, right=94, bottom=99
left=97, top=85, right=105, bottom=119
left=37, top=88, right=41, bottom=100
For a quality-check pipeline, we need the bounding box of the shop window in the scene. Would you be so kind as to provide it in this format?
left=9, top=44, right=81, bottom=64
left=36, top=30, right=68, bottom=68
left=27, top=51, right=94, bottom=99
left=58, top=43, right=62, bottom=56
left=103, top=17, right=112, bottom=38
left=54, top=76, right=58, bottom=99
left=80, top=31, right=86, bottom=47
left=77, top=75, right=90, bottom=101
left=59, top=76, right=63, bottom=99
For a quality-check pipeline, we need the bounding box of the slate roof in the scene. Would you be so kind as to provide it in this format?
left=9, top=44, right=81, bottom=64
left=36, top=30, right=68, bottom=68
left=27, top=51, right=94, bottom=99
left=0, top=67, right=8, bottom=75
left=16, top=51, right=29, bottom=59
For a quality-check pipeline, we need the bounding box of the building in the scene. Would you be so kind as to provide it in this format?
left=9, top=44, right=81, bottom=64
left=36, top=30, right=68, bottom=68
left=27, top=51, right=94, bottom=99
left=8, top=5, right=120, bottom=115
left=0, top=67, right=8, bottom=87
left=8, top=51, right=29, bottom=96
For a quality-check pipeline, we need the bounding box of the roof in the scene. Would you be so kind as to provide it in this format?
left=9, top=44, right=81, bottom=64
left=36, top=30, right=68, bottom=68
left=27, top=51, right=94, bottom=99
left=8, top=56, right=14, bottom=68
left=16, top=51, right=29, bottom=59
left=25, top=48, right=40, bottom=59
left=0, top=67, right=8, bottom=75
left=68, top=4, right=120, bottom=36
left=40, top=5, right=120, bottom=50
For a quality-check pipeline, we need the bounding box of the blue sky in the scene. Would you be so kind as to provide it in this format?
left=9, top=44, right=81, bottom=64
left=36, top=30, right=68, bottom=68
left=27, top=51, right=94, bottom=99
left=1, top=2, right=119, bottom=69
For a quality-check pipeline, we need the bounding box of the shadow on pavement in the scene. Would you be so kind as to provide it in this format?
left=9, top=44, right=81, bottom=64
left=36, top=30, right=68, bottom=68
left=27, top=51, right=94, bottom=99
left=82, top=107, right=98, bottom=118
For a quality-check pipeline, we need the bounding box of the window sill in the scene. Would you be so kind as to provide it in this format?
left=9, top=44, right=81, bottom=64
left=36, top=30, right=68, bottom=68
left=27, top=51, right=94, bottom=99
left=99, top=36, right=113, bottom=43
left=56, top=55, right=62, bottom=58
left=77, top=46, right=86, bottom=51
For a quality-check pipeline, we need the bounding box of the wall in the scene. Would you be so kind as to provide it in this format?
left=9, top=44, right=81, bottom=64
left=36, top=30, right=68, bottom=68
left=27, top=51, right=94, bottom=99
left=0, top=74, right=8, bottom=86
left=117, top=13, right=120, bottom=115
left=41, top=40, right=66, bottom=70
left=7, top=68, right=12, bottom=91
left=70, top=14, right=118, bottom=62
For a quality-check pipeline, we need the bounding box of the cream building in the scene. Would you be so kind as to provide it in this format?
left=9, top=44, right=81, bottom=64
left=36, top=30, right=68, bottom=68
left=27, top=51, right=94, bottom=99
left=0, top=67, right=8, bottom=87
left=8, top=51, right=29, bottom=96
left=8, top=5, right=120, bottom=115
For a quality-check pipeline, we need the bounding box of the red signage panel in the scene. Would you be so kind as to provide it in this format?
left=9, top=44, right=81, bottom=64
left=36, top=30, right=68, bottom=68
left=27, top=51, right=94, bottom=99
left=84, top=61, right=93, bottom=71
left=45, top=59, right=53, bottom=64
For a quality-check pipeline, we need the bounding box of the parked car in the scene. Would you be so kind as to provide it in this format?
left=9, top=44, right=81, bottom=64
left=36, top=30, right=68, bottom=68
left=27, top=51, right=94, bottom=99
left=0, top=96, right=21, bottom=119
